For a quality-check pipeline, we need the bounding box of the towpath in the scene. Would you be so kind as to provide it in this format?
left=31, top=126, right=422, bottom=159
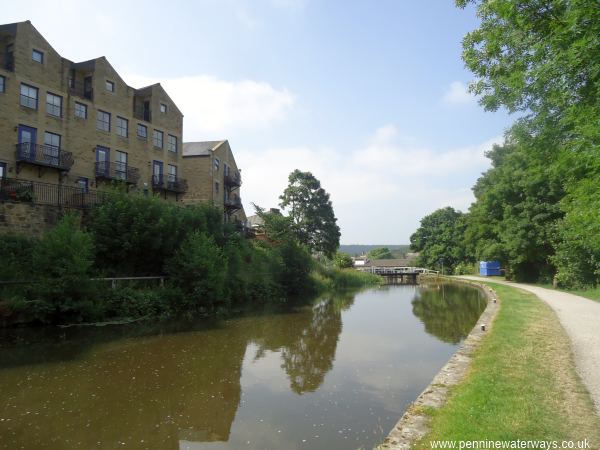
left=458, top=276, right=600, bottom=415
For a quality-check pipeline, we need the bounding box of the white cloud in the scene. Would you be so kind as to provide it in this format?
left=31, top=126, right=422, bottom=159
left=237, top=126, right=502, bottom=243
left=124, top=74, right=295, bottom=139
left=442, top=81, right=474, bottom=105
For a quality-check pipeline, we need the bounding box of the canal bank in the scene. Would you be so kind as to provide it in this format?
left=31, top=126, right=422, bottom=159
left=380, top=277, right=499, bottom=449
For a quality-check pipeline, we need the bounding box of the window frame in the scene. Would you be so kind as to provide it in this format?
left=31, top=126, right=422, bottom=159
left=160, top=103, right=167, bottom=113
left=116, top=116, right=129, bottom=138
left=153, top=129, right=164, bottom=149
left=214, top=158, right=220, bottom=171
left=46, top=92, right=63, bottom=117
left=105, top=80, right=115, bottom=92
left=76, top=177, right=89, bottom=193
left=32, top=49, right=44, bottom=64
left=167, top=134, right=177, bottom=153
left=215, top=181, right=220, bottom=193
left=74, top=102, right=88, bottom=119
left=0, top=162, right=7, bottom=179
left=96, top=110, right=111, bottom=132
left=137, top=123, right=148, bottom=139
left=20, top=83, right=38, bottom=110
left=0, top=75, right=5, bottom=93
left=168, top=164, right=177, bottom=182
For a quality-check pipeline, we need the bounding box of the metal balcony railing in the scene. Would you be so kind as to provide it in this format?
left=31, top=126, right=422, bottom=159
left=16, top=143, right=74, bottom=171
left=95, top=161, right=140, bottom=184
left=224, top=172, right=242, bottom=188
left=0, top=178, right=105, bottom=209
left=152, top=175, right=188, bottom=193
left=224, top=196, right=242, bottom=210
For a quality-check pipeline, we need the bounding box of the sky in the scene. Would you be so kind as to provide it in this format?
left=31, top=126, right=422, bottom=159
left=6, top=0, right=513, bottom=244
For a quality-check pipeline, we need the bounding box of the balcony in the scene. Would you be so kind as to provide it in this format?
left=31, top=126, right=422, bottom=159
left=224, top=196, right=242, bottom=211
left=68, top=80, right=93, bottom=101
left=95, top=161, right=140, bottom=185
left=152, top=175, right=188, bottom=193
left=224, top=172, right=242, bottom=188
left=16, top=143, right=74, bottom=172
left=134, top=104, right=151, bottom=123
left=3, top=53, right=14, bottom=71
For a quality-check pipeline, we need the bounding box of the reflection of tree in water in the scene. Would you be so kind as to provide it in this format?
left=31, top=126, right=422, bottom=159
left=411, top=283, right=486, bottom=344
left=253, top=294, right=354, bottom=394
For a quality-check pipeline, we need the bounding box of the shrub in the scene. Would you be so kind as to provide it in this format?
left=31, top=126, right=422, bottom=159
left=167, top=232, right=228, bottom=311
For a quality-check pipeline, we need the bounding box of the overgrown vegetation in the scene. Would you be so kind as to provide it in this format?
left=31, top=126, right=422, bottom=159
left=413, top=283, right=600, bottom=448
left=0, top=186, right=376, bottom=326
left=411, top=1, right=600, bottom=287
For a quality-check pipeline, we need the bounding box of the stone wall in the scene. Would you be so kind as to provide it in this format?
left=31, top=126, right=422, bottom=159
left=0, top=202, right=79, bottom=236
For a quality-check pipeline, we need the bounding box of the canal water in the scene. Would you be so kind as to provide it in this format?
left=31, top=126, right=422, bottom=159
left=0, top=283, right=485, bottom=450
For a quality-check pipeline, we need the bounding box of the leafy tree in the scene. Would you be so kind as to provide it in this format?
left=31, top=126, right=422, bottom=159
left=166, top=232, right=227, bottom=310
left=279, top=170, right=340, bottom=257
left=32, top=213, right=96, bottom=321
left=410, top=207, right=467, bottom=273
left=333, top=252, right=353, bottom=269
left=367, top=247, right=394, bottom=260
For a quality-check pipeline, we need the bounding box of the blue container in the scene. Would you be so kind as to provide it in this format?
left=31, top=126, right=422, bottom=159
left=479, top=261, right=501, bottom=276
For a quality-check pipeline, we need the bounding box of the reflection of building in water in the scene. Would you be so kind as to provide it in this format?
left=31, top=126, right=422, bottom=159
left=411, top=283, right=486, bottom=344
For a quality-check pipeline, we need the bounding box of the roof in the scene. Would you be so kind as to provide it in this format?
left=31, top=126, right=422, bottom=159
left=182, top=141, right=226, bottom=157
left=361, top=258, right=416, bottom=268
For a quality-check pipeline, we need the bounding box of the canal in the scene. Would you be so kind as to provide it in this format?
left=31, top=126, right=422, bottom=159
left=0, top=282, right=485, bottom=449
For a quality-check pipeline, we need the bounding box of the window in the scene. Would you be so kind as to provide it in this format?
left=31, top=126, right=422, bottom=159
left=115, top=151, right=128, bottom=180
left=32, top=49, right=44, bottom=63
left=76, top=177, right=89, bottom=193
left=167, top=134, right=177, bottom=153
left=214, top=158, right=220, bottom=171
left=46, top=93, right=62, bottom=117
left=215, top=181, right=219, bottom=193
left=0, top=162, right=6, bottom=179
left=160, top=103, right=167, bottom=113
left=0, top=75, right=5, bottom=93
left=20, top=83, right=38, bottom=109
left=96, top=146, right=110, bottom=177
left=137, top=123, right=147, bottom=139
left=116, top=117, right=128, bottom=138
left=97, top=110, right=111, bottom=132
left=43, top=132, right=61, bottom=166
left=106, top=80, right=114, bottom=92
left=168, top=164, right=177, bottom=182
left=74, top=102, right=87, bottom=119
left=153, top=129, right=163, bottom=148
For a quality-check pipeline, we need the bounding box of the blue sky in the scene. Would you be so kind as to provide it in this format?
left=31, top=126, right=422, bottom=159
left=7, top=0, right=513, bottom=244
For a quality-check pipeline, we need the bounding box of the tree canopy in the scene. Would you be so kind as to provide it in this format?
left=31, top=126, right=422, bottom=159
left=367, top=247, right=394, bottom=260
left=279, top=170, right=341, bottom=257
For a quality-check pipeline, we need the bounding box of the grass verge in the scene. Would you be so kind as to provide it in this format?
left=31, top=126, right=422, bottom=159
left=413, top=283, right=600, bottom=448
left=532, top=283, right=600, bottom=304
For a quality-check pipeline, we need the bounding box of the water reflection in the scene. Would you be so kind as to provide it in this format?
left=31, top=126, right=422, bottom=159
left=411, top=282, right=487, bottom=344
left=0, top=283, right=484, bottom=450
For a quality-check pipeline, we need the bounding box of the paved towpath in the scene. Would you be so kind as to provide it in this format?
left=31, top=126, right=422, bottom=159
left=458, top=276, right=600, bottom=415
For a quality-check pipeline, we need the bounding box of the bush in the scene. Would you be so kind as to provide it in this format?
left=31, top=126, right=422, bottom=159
left=167, top=232, right=228, bottom=311
left=333, top=252, right=353, bottom=269
left=0, top=234, right=36, bottom=281
left=32, top=213, right=96, bottom=322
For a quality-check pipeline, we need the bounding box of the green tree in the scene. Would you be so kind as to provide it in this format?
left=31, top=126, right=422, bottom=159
left=166, top=231, right=227, bottom=310
left=410, top=207, right=467, bottom=273
left=367, top=247, right=394, bottom=260
left=279, top=170, right=340, bottom=257
left=333, top=252, right=353, bottom=269
left=32, top=213, right=96, bottom=322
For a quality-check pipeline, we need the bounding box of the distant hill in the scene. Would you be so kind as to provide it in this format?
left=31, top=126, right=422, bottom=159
left=339, top=245, right=411, bottom=257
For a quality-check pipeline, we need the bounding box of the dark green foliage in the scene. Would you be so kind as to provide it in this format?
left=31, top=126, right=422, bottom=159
left=31, top=213, right=96, bottom=322
left=279, top=170, right=340, bottom=257
left=410, top=207, right=467, bottom=274
left=367, top=247, right=394, bottom=260
left=166, top=232, right=227, bottom=311
left=0, top=234, right=36, bottom=281
left=87, top=192, right=222, bottom=275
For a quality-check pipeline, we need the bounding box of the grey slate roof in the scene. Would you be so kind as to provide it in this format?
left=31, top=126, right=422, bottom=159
left=182, top=141, right=226, bottom=157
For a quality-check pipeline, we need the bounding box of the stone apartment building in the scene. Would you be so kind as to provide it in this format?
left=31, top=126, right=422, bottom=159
left=182, top=140, right=246, bottom=224
left=0, top=21, right=186, bottom=202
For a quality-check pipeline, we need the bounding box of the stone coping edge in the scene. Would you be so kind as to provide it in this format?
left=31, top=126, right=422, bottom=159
left=379, top=276, right=500, bottom=449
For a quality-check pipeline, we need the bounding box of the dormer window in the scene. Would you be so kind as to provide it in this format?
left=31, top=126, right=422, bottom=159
left=160, top=103, right=167, bottom=113
left=32, top=49, right=44, bottom=64
left=106, top=80, right=115, bottom=92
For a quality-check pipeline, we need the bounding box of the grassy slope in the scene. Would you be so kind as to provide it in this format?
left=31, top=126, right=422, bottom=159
left=414, top=283, right=600, bottom=448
